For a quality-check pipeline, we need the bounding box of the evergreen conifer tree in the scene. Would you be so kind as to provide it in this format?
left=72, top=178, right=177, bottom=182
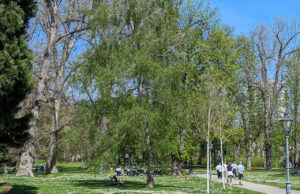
left=0, top=0, right=36, bottom=163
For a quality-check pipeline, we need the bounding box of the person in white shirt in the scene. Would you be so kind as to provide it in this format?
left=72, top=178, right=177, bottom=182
left=216, top=163, right=222, bottom=179
left=116, top=167, right=122, bottom=176
left=232, top=161, right=238, bottom=178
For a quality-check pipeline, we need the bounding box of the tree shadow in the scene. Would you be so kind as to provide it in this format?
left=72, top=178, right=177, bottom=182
left=34, top=165, right=87, bottom=177
left=72, top=179, right=188, bottom=191
left=7, top=185, right=38, bottom=194
left=72, top=179, right=146, bottom=190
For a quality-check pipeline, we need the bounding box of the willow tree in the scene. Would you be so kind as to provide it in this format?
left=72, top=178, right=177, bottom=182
left=76, top=0, right=185, bottom=188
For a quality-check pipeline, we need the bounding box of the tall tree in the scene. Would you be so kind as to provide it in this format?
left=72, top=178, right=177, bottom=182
left=235, top=35, right=263, bottom=169
left=286, top=51, right=300, bottom=168
left=250, top=18, right=299, bottom=170
left=17, top=0, right=89, bottom=176
left=0, top=0, right=35, bottom=165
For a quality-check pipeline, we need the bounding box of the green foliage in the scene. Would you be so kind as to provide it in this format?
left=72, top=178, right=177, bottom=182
left=0, top=0, right=35, bottom=164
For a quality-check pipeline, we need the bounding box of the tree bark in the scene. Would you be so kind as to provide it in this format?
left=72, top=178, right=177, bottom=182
left=245, top=142, right=252, bottom=169
left=46, top=131, right=58, bottom=173
left=171, top=155, right=182, bottom=175
left=220, top=138, right=225, bottom=190
left=233, top=141, right=241, bottom=162
left=206, top=141, right=209, bottom=194
left=46, top=112, right=59, bottom=173
left=146, top=166, right=154, bottom=188
left=15, top=111, right=37, bottom=177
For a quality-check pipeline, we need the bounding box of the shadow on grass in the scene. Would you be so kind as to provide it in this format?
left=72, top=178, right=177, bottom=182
left=34, top=165, right=87, bottom=177
left=7, top=185, right=38, bottom=194
left=72, top=179, right=188, bottom=191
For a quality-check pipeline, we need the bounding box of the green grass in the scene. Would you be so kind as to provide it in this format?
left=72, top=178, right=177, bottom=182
left=195, top=167, right=300, bottom=191
left=243, top=169, right=300, bottom=191
left=0, top=163, right=261, bottom=194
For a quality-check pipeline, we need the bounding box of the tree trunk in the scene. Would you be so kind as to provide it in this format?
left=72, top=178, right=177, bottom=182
left=294, top=141, right=299, bottom=168
left=16, top=136, right=35, bottom=176
left=264, top=140, right=272, bottom=170
left=263, top=95, right=273, bottom=170
left=214, top=149, right=221, bottom=167
left=233, top=142, right=241, bottom=162
left=245, top=142, right=252, bottom=169
left=46, top=115, right=58, bottom=174
left=16, top=105, right=39, bottom=176
left=220, top=139, right=225, bottom=190
left=206, top=141, right=209, bottom=194
left=46, top=93, right=61, bottom=173
left=171, top=155, right=182, bottom=175
left=146, top=166, right=154, bottom=188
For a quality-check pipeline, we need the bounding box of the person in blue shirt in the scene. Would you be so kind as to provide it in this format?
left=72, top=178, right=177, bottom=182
left=237, top=161, right=245, bottom=185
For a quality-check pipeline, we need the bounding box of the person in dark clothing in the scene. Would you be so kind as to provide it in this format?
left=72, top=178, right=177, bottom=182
left=226, top=163, right=233, bottom=187
left=110, top=176, right=117, bottom=185
left=232, top=161, right=238, bottom=178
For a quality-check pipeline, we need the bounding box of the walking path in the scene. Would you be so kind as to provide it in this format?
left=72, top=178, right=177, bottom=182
left=195, top=173, right=300, bottom=194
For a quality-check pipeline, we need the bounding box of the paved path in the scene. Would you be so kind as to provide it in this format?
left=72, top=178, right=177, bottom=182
left=195, top=173, right=300, bottom=194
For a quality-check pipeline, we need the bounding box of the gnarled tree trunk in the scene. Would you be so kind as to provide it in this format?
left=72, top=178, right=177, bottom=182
left=171, top=155, right=182, bottom=175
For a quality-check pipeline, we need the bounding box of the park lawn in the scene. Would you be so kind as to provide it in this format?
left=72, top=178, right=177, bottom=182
left=243, top=169, right=300, bottom=191
left=0, top=163, right=261, bottom=194
left=195, top=167, right=300, bottom=191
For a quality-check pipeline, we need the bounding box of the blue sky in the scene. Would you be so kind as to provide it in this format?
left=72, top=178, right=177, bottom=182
left=209, top=0, right=300, bottom=35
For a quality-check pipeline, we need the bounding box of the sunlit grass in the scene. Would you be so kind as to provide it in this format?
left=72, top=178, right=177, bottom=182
left=0, top=163, right=261, bottom=193
left=243, top=169, right=300, bottom=191
left=195, top=167, right=300, bottom=191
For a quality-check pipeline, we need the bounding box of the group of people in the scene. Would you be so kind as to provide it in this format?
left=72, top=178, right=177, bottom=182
left=216, top=161, right=244, bottom=186
left=112, top=166, right=133, bottom=176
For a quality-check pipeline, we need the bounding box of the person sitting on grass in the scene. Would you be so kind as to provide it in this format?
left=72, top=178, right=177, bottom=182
left=110, top=176, right=118, bottom=185
left=238, top=161, right=245, bottom=185
left=126, top=167, right=131, bottom=176
left=110, top=176, right=124, bottom=186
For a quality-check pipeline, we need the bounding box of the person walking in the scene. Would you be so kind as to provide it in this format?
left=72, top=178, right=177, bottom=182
left=99, top=165, right=103, bottom=174
left=232, top=161, right=238, bottom=178
left=227, top=162, right=234, bottom=188
left=216, top=163, right=222, bottom=179
left=238, top=161, right=245, bottom=185
left=223, top=162, right=227, bottom=178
